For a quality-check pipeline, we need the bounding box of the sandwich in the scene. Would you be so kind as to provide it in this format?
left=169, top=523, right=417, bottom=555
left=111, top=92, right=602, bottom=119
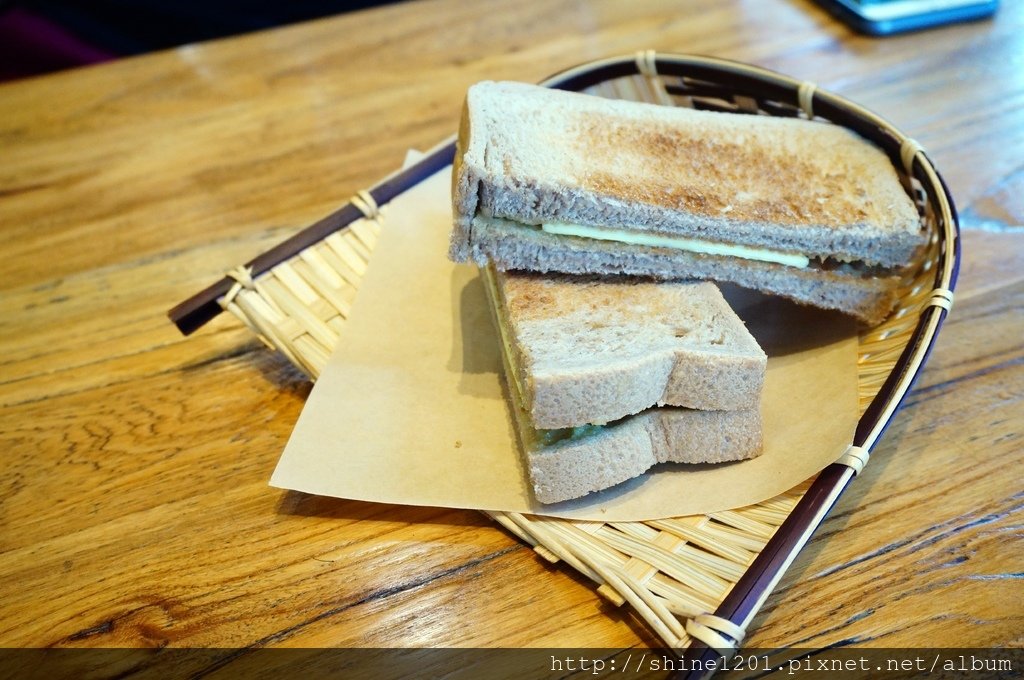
left=482, top=266, right=766, bottom=504
left=451, top=81, right=925, bottom=326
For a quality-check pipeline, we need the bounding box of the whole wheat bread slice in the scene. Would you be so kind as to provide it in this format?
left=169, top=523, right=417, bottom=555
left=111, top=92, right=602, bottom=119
left=491, top=268, right=766, bottom=429
left=479, top=217, right=900, bottom=325
left=529, top=407, right=762, bottom=505
left=451, top=81, right=924, bottom=324
left=482, top=267, right=765, bottom=504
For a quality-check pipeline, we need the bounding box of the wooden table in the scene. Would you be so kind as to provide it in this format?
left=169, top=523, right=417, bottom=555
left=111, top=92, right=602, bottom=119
left=2, top=0, right=1021, bottom=669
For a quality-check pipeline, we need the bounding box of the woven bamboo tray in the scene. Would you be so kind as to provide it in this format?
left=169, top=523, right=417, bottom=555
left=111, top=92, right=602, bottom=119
left=170, top=52, right=959, bottom=664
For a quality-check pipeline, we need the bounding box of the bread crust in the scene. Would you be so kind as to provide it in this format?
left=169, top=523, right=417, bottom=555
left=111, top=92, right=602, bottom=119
left=449, top=95, right=478, bottom=262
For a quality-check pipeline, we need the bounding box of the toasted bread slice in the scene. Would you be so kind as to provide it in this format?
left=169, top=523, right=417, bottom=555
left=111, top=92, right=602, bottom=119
left=477, top=217, right=901, bottom=326
left=529, top=406, right=762, bottom=505
left=451, top=81, right=924, bottom=324
left=482, top=267, right=765, bottom=504
left=488, top=268, right=766, bottom=429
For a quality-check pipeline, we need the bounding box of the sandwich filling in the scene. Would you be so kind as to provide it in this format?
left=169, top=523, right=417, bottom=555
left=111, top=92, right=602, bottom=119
left=541, top=222, right=811, bottom=268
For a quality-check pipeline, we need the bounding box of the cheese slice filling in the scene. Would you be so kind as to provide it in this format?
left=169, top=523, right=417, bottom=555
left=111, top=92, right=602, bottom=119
left=541, top=222, right=810, bottom=268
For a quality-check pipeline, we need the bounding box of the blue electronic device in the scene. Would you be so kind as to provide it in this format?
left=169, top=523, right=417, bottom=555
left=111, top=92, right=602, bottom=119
left=814, top=0, right=999, bottom=36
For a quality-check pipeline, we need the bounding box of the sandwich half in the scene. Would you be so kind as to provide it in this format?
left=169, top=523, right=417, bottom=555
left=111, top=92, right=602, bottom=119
left=482, top=266, right=766, bottom=504
left=452, top=81, right=926, bottom=326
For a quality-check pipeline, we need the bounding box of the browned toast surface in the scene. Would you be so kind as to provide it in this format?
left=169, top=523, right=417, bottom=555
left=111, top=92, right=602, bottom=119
left=452, top=81, right=924, bottom=268
left=496, top=271, right=766, bottom=429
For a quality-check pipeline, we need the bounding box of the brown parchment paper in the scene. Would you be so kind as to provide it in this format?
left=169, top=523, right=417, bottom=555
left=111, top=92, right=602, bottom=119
left=270, top=164, right=859, bottom=521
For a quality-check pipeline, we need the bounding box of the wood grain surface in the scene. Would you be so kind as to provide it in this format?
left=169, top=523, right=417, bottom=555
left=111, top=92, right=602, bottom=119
left=1, top=0, right=1021, bottom=668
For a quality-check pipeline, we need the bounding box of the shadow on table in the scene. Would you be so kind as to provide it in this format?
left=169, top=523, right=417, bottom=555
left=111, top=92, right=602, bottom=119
left=275, top=488, right=493, bottom=529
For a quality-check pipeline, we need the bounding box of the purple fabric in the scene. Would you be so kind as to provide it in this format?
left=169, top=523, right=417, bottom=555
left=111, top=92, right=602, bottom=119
left=0, top=8, right=115, bottom=81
